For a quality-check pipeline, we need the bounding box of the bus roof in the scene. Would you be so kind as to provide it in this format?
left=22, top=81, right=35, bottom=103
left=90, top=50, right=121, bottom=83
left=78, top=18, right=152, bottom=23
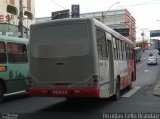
left=0, top=35, right=28, bottom=43
left=31, top=18, right=135, bottom=47
left=31, top=18, right=91, bottom=28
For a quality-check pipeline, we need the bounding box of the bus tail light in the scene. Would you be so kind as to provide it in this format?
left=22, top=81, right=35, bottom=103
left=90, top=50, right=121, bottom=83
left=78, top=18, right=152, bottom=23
left=92, top=75, right=99, bottom=83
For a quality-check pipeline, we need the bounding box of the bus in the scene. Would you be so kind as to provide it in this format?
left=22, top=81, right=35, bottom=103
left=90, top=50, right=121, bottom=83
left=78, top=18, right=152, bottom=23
left=0, top=35, right=29, bottom=102
left=135, top=47, right=142, bottom=62
left=29, top=18, right=136, bottom=100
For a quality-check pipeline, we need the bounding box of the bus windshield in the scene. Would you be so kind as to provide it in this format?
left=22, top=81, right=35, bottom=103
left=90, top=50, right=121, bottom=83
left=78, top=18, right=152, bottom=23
left=31, top=22, right=90, bottom=58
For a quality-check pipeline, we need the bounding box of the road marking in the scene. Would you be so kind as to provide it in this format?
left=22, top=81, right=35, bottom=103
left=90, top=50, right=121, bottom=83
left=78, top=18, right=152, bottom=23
left=4, top=90, right=27, bottom=96
left=121, top=87, right=141, bottom=97
left=137, top=60, right=147, bottom=70
left=144, top=70, right=149, bottom=72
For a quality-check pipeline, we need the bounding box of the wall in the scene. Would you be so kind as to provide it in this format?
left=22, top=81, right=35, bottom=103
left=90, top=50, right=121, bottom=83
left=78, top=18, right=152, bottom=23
left=0, top=0, right=35, bottom=37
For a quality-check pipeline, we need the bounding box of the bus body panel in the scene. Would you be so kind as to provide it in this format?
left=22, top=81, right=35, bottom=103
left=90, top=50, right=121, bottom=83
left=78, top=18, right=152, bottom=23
left=0, top=35, right=29, bottom=96
left=98, top=60, right=110, bottom=98
left=31, top=56, right=93, bottom=83
left=3, top=64, right=29, bottom=93
left=29, top=18, right=136, bottom=98
left=30, top=19, right=97, bottom=84
left=29, top=87, right=100, bottom=98
left=29, top=18, right=100, bottom=98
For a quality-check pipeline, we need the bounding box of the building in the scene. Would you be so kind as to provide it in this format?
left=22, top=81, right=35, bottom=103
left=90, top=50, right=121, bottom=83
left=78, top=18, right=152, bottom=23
left=81, top=9, right=136, bottom=44
left=0, top=0, right=35, bottom=37
left=35, top=9, right=136, bottom=43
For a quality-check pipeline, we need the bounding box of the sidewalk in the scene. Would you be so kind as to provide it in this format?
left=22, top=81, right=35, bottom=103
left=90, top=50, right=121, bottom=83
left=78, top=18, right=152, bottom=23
left=152, top=73, right=160, bottom=97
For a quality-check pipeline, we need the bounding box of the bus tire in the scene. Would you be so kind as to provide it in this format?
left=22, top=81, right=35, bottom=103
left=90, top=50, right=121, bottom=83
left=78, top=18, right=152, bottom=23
left=0, top=83, right=4, bottom=102
left=113, top=80, right=120, bottom=101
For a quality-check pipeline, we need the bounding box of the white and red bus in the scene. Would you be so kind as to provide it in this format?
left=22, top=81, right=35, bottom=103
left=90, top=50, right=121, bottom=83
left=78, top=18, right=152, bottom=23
left=29, top=18, right=136, bottom=100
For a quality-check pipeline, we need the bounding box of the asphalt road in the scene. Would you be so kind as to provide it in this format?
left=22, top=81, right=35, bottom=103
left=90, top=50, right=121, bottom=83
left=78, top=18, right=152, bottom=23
left=0, top=49, right=160, bottom=119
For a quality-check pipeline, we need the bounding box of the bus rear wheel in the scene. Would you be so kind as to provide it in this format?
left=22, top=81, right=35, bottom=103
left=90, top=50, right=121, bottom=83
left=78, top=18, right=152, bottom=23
left=0, top=83, right=4, bottom=102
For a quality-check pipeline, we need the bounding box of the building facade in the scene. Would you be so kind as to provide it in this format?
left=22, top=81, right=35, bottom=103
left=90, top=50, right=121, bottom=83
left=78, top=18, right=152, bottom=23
left=35, top=9, right=136, bottom=43
left=81, top=9, right=136, bottom=43
left=0, top=0, right=35, bottom=37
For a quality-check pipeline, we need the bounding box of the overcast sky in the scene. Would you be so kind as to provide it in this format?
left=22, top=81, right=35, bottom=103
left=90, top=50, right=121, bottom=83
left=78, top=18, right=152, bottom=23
left=35, top=0, right=160, bottom=39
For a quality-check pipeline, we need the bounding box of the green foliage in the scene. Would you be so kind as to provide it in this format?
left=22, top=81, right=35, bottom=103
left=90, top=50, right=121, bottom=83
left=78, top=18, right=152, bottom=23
left=136, top=40, right=148, bottom=48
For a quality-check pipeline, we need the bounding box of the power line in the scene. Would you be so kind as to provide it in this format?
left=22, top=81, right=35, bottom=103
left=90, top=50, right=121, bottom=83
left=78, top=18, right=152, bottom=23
left=123, top=0, right=160, bottom=7
left=136, top=0, right=160, bottom=5
left=50, top=0, right=66, bottom=10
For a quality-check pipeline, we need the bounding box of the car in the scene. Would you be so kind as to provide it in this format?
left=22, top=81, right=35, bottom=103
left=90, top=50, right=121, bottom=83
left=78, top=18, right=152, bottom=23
left=147, top=53, right=157, bottom=65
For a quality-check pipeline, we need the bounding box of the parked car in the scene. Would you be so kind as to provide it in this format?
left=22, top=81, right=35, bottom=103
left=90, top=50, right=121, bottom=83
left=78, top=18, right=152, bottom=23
left=147, top=53, right=157, bottom=65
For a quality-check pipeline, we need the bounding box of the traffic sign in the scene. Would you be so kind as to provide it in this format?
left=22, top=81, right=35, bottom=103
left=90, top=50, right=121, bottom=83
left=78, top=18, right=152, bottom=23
left=150, top=30, right=160, bottom=37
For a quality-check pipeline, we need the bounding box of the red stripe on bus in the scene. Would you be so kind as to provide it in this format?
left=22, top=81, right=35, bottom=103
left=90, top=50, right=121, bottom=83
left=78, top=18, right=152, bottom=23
left=28, top=87, right=100, bottom=98
left=122, top=76, right=128, bottom=88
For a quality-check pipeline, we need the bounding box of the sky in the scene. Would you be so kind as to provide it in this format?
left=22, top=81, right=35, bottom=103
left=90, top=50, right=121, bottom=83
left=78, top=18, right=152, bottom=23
left=35, top=0, right=160, bottom=40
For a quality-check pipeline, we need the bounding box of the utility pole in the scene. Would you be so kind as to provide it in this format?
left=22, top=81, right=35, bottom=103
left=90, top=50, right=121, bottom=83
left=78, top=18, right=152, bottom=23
left=141, top=31, right=145, bottom=51
left=18, top=0, right=23, bottom=38
left=138, top=28, right=149, bottom=51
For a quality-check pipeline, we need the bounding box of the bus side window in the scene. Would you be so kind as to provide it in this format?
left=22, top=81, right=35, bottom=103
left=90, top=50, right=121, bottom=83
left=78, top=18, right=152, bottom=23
left=7, top=42, right=28, bottom=63
left=121, top=41, right=124, bottom=60
left=129, top=45, right=132, bottom=60
left=101, top=32, right=108, bottom=59
left=96, top=29, right=102, bottom=59
left=113, top=37, right=117, bottom=60
left=124, top=43, right=127, bottom=60
left=129, top=45, right=131, bottom=60
left=126, top=44, right=129, bottom=60
left=115, top=39, right=119, bottom=59
left=122, top=42, right=126, bottom=60
left=0, top=41, right=7, bottom=63
left=118, top=40, right=122, bottom=60
left=96, top=29, right=109, bottom=59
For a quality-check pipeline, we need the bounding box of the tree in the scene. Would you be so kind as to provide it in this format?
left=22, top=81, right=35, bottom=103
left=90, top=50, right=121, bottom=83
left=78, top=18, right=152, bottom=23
left=136, top=40, right=148, bottom=49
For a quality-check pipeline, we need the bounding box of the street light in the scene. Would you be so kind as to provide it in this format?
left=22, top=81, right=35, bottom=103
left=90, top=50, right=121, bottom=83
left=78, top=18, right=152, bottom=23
left=106, top=2, right=120, bottom=13
left=141, top=31, right=145, bottom=51
left=102, top=2, right=120, bottom=22
left=139, top=28, right=149, bottom=51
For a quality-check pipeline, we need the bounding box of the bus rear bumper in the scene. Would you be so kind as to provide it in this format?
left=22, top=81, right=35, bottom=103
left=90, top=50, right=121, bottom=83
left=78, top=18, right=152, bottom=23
left=28, top=87, right=100, bottom=98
